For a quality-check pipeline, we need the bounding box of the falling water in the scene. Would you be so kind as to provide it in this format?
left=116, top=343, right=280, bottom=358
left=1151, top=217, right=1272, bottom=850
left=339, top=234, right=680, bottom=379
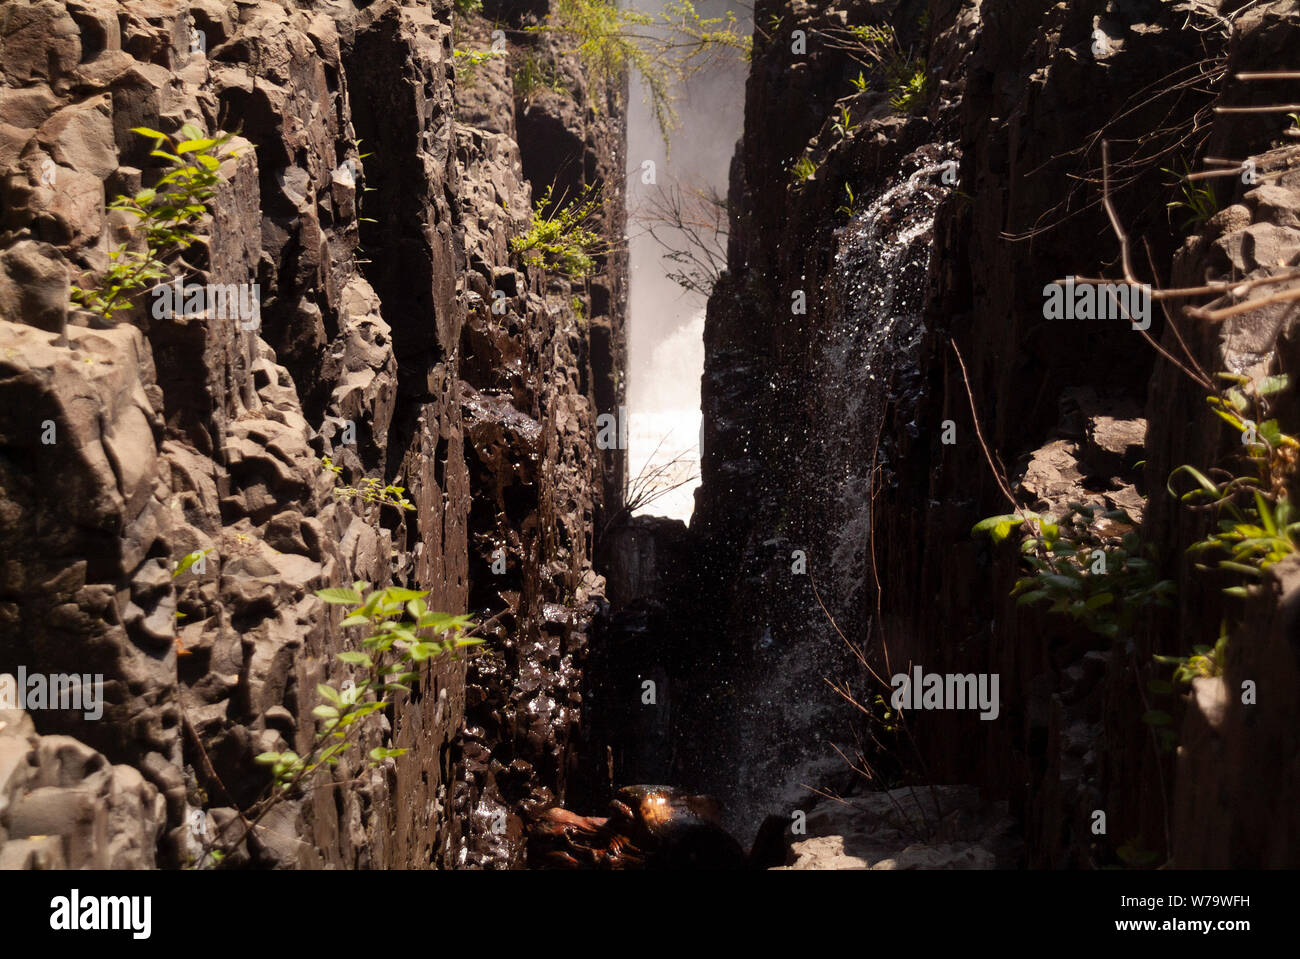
left=817, top=151, right=955, bottom=619
left=719, top=147, right=958, bottom=836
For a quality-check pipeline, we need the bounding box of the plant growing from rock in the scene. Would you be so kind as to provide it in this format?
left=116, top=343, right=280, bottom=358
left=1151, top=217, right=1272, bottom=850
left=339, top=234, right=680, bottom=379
left=832, top=22, right=930, bottom=116
left=1162, top=158, right=1219, bottom=230
left=513, top=52, right=569, bottom=105
left=532, top=0, right=750, bottom=140
left=453, top=45, right=505, bottom=84
left=974, top=504, right=1175, bottom=639
left=791, top=154, right=818, bottom=184
left=71, top=125, right=236, bottom=320
left=831, top=103, right=861, bottom=138
left=889, top=61, right=929, bottom=114
left=836, top=182, right=863, bottom=217
left=510, top=182, right=607, bottom=278
left=322, top=455, right=416, bottom=515
left=194, top=585, right=477, bottom=864
left=256, top=584, right=477, bottom=789
left=1169, top=374, right=1300, bottom=593
left=1153, top=630, right=1228, bottom=684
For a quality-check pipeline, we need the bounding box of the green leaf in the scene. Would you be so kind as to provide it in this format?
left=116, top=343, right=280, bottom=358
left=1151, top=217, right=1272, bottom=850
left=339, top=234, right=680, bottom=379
left=312, top=704, right=339, bottom=719
left=172, top=548, right=211, bottom=579
left=176, top=138, right=217, bottom=154
left=317, top=683, right=342, bottom=705
left=1257, top=374, right=1290, bottom=397
left=1041, top=574, right=1083, bottom=591
left=317, top=586, right=364, bottom=605
left=131, top=126, right=168, bottom=140
left=1258, top=419, right=1286, bottom=448
left=1167, top=464, right=1220, bottom=499
left=337, top=651, right=373, bottom=667
left=971, top=514, right=1026, bottom=543
left=381, top=587, right=427, bottom=603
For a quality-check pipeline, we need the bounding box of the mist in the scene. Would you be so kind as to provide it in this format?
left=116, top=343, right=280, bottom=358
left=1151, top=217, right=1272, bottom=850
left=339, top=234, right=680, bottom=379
left=625, top=1, right=750, bottom=521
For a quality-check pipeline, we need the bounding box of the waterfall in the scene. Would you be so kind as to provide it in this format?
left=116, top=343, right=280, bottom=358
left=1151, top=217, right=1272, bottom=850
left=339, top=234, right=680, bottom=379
left=719, top=147, right=957, bottom=836
left=818, top=153, right=955, bottom=620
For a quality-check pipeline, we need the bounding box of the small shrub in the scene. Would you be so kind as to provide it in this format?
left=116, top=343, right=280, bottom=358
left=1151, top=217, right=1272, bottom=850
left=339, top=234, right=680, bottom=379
left=256, top=584, right=478, bottom=792
left=71, top=126, right=236, bottom=320
left=454, top=46, right=505, bottom=84
left=1162, top=159, right=1219, bottom=230
left=509, top=182, right=606, bottom=278
left=791, top=155, right=817, bottom=183
left=513, top=52, right=569, bottom=105
left=889, top=61, right=929, bottom=113
left=843, top=23, right=930, bottom=115
left=322, top=455, right=416, bottom=514
left=973, top=504, right=1175, bottom=639
left=1169, top=374, right=1299, bottom=594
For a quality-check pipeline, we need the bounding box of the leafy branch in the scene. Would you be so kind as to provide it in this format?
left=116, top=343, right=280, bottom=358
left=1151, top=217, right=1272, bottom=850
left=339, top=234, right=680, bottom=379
left=71, top=125, right=236, bottom=320
left=510, top=182, right=607, bottom=278
left=201, top=584, right=478, bottom=864
left=532, top=0, right=750, bottom=141
left=1169, top=374, right=1300, bottom=594
left=322, top=455, right=416, bottom=515
left=974, top=505, right=1175, bottom=639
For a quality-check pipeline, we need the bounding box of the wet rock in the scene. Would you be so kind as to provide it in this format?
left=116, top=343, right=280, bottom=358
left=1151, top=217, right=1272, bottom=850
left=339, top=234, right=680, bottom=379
left=0, top=0, right=625, bottom=874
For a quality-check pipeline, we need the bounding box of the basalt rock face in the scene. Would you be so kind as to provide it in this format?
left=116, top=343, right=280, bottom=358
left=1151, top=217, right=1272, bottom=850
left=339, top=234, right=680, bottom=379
left=682, top=0, right=1300, bottom=865
left=0, top=0, right=624, bottom=869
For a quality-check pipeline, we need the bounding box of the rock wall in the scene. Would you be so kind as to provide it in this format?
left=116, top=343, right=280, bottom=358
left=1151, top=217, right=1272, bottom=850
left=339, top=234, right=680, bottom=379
left=671, top=0, right=1300, bottom=865
left=0, top=0, right=625, bottom=869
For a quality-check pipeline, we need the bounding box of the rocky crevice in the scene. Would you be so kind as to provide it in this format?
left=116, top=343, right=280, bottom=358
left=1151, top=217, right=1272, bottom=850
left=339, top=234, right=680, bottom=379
left=629, top=0, right=1300, bottom=867
left=0, top=0, right=624, bottom=869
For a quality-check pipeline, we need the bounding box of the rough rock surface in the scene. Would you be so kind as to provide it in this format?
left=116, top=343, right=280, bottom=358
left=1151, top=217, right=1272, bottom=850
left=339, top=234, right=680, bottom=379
left=0, top=0, right=625, bottom=868
left=620, top=0, right=1300, bottom=868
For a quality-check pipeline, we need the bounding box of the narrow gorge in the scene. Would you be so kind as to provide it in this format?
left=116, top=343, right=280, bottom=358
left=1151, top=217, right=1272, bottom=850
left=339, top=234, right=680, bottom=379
left=0, top=0, right=1298, bottom=889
